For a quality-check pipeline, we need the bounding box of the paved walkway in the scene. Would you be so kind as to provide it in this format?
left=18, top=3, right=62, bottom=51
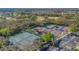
left=57, top=32, right=71, bottom=40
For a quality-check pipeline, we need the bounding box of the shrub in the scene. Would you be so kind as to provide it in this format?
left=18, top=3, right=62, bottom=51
left=31, top=15, right=37, bottom=21
left=74, top=46, right=79, bottom=51
left=0, top=38, right=8, bottom=48
left=69, top=27, right=77, bottom=32
left=0, top=28, right=12, bottom=37
left=40, top=32, right=54, bottom=42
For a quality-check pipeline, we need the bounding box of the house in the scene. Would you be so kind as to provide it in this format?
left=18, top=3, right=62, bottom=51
left=35, top=27, right=46, bottom=33
left=46, top=25, right=55, bottom=29
left=34, top=25, right=69, bottom=39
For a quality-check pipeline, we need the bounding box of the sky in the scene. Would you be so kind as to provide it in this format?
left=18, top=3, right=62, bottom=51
left=0, top=0, right=79, bottom=8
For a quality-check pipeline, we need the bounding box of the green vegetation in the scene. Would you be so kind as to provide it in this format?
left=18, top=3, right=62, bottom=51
left=40, top=32, right=55, bottom=42
left=31, top=15, right=37, bottom=21
left=0, top=28, right=12, bottom=37
left=68, top=24, right=77, bottom=32
left=0, top=11, right=79, bottom=51
left=0, top=39, right=8, bottom=48
left=69, top=27, right=76, bottom=32
left=74, top=46, right=79, bottom=51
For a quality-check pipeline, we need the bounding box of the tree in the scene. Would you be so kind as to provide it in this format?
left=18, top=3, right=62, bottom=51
left=40, top=32, right=55, bottom=42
